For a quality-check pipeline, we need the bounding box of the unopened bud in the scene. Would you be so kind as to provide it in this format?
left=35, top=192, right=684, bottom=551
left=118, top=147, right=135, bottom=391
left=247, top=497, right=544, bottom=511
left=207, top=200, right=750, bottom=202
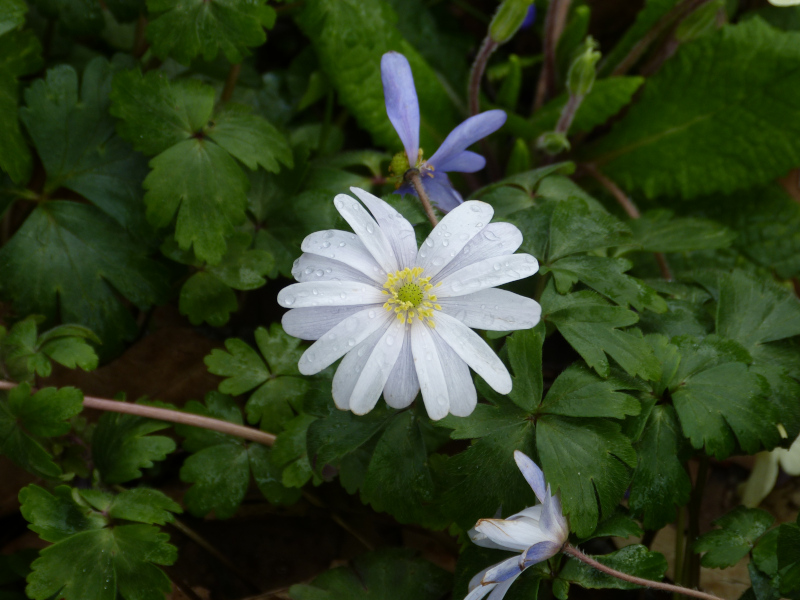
left=566, top=37, right=600, bottom=98
left=490, top=0, right=535, bottom=45
left=536, top=132, right=570, bottom=156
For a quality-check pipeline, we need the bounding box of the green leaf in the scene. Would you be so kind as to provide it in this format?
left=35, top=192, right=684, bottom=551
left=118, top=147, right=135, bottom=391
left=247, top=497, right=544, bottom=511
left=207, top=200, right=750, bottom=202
left=536, top=416, right=636, bottom=537
left=271, top=412, right=316, bottom=488
left=628, top=210, right=735, bottom=253
left=179, top=272, right=239, bottom=327
left=20, top=484, right=179, bottom=600
left=92, top=409, right=177, bottom=484
left=205, top=325, right=307, bottom=430
left=506, top=326, right=544, bottom=412
left=716, top=269, right=800, bottom=360
left=0, top=202, right=170, bottom=353
left=0, top=0, right=26, bottom=36
left=0, top=68, right=31, bottom=185
left=110, top=69, right=214, bottom=157
left=205, top=105, right=292, bottom=172
left=557, top=545, right=668, bottom=591
left=144, top=137, right=249, bottom=264
left=0, top=30, right=43, bottom=78
left=528, top=77, right=645, bottom=137
left=0, top=385, right=84, bottom=478
left=543, top=285, right=661, bottom=380
left=668, top=336, right=779, bottom=458
left=589, top=20, right=800, bottom=198
left=778, top=520, right=800, bottom=594
left=360, top=411, right=443, bottom=527
left=695, top=507, right=774, bottom=568
left=545, top=255, right=667, bottom=313
left=176, top=392, right=292, bottom=517
left=20, top=59, right=153, bottom=238
left=0, top=316, right=99, bottom=382
left=32, top=0, right=103, bottom=34
left=296, top=0, right=458, bottom=156
left=539, top=364, right=642, bottom=420
left=146, top=0, right=275, bottom=65
left=547, top=197, right=632, bottom=261
left=628, top=405, right=692, bottom=530
left=288, top=548, right=452, bottom=600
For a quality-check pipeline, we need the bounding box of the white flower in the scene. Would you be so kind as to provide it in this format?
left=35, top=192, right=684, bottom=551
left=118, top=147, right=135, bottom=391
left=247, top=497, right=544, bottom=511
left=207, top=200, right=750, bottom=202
left=277, top=187, right=541, bottom=420
left=465, top=451, right=569, bottom=600
left=741, top=432, right=800, bottom=508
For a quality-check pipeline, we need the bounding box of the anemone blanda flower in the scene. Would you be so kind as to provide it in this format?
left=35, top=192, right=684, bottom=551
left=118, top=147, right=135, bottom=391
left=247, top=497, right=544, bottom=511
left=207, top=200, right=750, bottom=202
left=466, top=451, right=569, bottom=600
left=277, top=187, right=541, bottom=420
left=382, top=52, right=507, bottom=212
left=741, top=433, right=800, bottom=508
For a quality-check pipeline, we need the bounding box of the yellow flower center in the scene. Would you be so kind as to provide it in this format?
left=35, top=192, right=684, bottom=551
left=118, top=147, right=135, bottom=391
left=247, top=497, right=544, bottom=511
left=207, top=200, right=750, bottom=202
left=382, top=267, right=441, bottom=326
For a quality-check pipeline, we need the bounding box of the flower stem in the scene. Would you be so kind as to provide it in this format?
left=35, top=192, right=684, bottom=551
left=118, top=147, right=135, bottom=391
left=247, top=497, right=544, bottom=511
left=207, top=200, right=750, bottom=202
left=563, top=545, right=722, bottom=600
left=468, top=35, right=498, bottom=117
left=584, top=163, right=673, bottom=281
left=221, top=63, right=242, bottom=104
left=533, top=0, right=572, bottom=113
left=554, top=93, right=583, bottom=135
left=682, top=456, right=709, bottom=590
left=407, top=170, right=439, bottom=227
left=0, top=380, right=276, bottom=446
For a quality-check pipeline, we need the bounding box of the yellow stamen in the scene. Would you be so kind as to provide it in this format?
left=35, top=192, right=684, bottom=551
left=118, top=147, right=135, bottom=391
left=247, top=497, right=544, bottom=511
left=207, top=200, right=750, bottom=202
left=381, top=267, right=441, bottom=328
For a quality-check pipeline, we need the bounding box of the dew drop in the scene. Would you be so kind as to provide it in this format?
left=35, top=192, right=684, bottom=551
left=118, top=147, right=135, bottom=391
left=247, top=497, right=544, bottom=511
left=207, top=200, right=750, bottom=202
left=348, top=338, right=356, bottom=347
left=339, top=241, right=346, bottom=247
left=321, top=241, right=331, bottom=248
left=493, top=263, right=501, bottom=271
left=483, top=229, right=499, bottom=241
left=283, top=295, right=295, bottom=306
left=314, top=269, right=324, bottom=277
left=386, top=335, right=395, bottom=346
left=425, top=238, right=434, bottom=247
left=368, top=310, right=376, bottom=318
left=432, top=257, right=444, bottom=266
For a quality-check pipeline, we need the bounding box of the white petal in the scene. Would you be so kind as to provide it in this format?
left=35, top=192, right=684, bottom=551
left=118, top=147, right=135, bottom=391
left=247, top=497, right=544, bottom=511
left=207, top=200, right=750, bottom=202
left=383, top=332, right=419, bottom=408
left=514, top=450, right=547, bottom=503
left=333, top=193, right=399, bottom=273
left=416, top=200, right=494, bottom=279
left=332, top=326, right=386, bottom=410
left=473, top=518, right=550, bottom=552
left=410, top=322, right=449, bottom=420
left=349, top=320, right=406, bottom=415
left=436, top=254, right=539, bottom=298
left=469, top=565, right=494, bottom=592
left=292, top=254, right=376, bottom=286
left=432, top=312, right=512, bottom=394
left=298, top=308, right=392, bottom=375
left=277, top=281, right=384, bottom=308
left=740, top=451, right=780, bottom=508
left=434, top=222, right=523, bottom=283
left=484, top=555, right=523, bottom=585
left=487, top=574, right=521, bottom=600
left=439, top=289, right=541, bottom=331
left=282, top=305, right=368, bottom=340
left=465, top=582, right=496, bottom=600
left=507, top=505, right=543, bottom=524
left=431, top=331, right=477, bottom=417
left=777, top=434, right=800, bottom=475
left=302, top=230, right=386, bottom=283
left=350, top=187, right=418, bottom=270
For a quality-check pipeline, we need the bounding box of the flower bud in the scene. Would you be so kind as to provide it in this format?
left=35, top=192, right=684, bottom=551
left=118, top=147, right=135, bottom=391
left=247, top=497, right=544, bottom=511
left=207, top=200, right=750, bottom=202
left=490, top=0, right=535, bottom=45
left=536, top=131, right=570, bottom=156
left=566, top=37, right=601, bottom=98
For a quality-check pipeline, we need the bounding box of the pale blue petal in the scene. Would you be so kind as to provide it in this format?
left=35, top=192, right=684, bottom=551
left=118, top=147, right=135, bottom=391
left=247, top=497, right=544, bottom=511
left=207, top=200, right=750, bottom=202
left=381, top=52, right=419, bottom=165
left=423, top=171, right=464, bottom=212
left=428, top=110, right=506, bottom=169
left=514, top=450, right=547, bottom=504
left=520, top=540, right=562, bottom=568
left=487, top=573, right=522, bottom=600
left=464, top=582, right=495, bottom=600
left=541, top=487, right=570, bottom=541
left=436, top=150, right=486, bottom=173
left=483, top=556, right=522, bottom=584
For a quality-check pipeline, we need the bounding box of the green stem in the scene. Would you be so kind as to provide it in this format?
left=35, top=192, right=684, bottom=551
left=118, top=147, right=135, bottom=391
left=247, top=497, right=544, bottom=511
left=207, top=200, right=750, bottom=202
left=220, top=63, right=242, bottom=104
left=468, top=35, right=498, bottom=117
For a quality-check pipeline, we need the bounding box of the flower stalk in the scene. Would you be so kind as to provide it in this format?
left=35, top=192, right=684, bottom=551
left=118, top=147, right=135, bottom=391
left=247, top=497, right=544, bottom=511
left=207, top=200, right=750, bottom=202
left=0, top=380, right=276, bottom=446
left=564, top=545, right=723, bottom=600
left=406, top=170, right=439, bottom=227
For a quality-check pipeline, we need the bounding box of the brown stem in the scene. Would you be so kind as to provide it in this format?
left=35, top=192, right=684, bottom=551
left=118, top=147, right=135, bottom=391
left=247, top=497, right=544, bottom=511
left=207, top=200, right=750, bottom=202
left=406, top=170, right=439, bottom=227
left=533, top=0, right=572, bottom=113
left=469, top=36, right=499, bottom=117
left=584, top=164, right=673, bottom=281
left=682, top=457, right=709, bottom=590
left=555, top=93, right=583, bottom=135
left=221, top=63, right=242, bottom=104
left=607, top=0, right=709, bottom=76
left=0, top=380, right=276, bottom=446
left=564, top=545, right=722, bottom=600
left=132, top=15, right=148, bottom=58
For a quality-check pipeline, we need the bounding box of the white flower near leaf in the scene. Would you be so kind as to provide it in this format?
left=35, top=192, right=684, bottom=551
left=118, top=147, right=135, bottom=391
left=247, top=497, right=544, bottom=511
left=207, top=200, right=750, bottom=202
left=465, top=451, right=569, bottom=600
left=741, top=433, right=800, bottom=508
left=768, top=0, right=800, bottom=5
left=277, top=187, right=541, bottom=420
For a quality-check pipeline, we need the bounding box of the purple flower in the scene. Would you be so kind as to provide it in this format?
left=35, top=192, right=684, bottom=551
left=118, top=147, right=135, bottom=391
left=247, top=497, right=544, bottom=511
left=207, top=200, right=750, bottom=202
left=381, top=52, right=507, bottom=212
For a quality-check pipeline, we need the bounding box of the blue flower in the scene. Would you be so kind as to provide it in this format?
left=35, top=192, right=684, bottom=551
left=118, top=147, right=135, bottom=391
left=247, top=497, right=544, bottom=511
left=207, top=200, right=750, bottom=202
left=464, top=451, right=569, bottom=600
left=381, top=52, right=506, bottom=212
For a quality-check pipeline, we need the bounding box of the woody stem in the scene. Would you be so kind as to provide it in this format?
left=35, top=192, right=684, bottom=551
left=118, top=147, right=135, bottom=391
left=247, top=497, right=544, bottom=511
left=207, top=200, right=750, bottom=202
left=407, top=170, right=439, bottom=227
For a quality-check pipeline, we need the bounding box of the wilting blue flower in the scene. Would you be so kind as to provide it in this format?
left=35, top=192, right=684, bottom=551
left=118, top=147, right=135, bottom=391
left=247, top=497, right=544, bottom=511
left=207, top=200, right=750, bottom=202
left=465, top=451, right=569, bottom=600
left=381, top=52, right=506, bottom=212
left=521, top=5, right=537, bottom=29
